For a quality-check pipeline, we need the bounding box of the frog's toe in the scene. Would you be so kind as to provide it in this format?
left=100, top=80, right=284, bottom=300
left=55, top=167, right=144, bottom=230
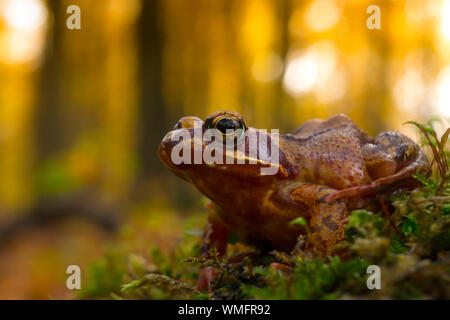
left=269, top=262, right=292, bottom=273
left=325, top=185, right=378, bottom=202
left=195, top=266, right=220, bottom=292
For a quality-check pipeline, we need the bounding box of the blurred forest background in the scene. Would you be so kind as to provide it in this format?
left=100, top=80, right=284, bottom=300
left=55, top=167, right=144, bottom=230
left=0, top=0, right=449, bottom=299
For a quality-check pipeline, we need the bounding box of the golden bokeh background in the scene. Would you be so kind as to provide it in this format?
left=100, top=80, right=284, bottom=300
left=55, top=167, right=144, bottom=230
left=0, top=0, right=449, bottom=298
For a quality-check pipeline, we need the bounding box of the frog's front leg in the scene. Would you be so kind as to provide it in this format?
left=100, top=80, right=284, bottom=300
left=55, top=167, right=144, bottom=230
left=290, top=185, right=348, bottom=256
left=196, top=208, right=229, bottom=292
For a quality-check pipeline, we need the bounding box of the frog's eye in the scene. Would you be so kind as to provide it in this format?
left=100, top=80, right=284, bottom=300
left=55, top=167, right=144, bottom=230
left=215, top=117, right=239, bottom=134
left=209, top=114, right=246, bottom=143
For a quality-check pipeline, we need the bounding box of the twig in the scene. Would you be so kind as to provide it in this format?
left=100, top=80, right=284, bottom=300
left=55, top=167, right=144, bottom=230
left=379, top=198, right=406, bottom=241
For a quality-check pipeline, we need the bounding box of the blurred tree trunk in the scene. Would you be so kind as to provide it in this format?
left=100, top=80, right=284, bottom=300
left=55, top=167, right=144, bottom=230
left=137, top=0, right=166, bottom=177
left=36, top=0, right=66, bottom=159
left=362, top=1, right=391, bottom=135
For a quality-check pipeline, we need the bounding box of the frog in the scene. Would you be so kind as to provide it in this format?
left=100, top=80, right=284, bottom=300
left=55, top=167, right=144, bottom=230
left=158, top=111, right=429, bottom=291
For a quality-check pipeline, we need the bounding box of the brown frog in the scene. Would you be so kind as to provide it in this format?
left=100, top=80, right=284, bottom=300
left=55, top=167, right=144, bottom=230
left=158, top=111, right=429, bottom=291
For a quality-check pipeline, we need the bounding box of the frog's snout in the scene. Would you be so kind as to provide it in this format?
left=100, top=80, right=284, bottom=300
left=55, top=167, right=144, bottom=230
left=158, top=116, right=203, bottom=169
left=173, top=116, right=202, bottom=130
left=160, top=116, right=203, bottom=156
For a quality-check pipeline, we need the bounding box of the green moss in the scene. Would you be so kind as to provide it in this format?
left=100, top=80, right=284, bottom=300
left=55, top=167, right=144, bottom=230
left=79, top=248, right=127, bottom=299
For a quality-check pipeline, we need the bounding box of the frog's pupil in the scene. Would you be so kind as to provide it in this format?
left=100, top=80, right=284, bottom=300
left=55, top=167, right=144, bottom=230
left=216, top=118, right=237, bottom=134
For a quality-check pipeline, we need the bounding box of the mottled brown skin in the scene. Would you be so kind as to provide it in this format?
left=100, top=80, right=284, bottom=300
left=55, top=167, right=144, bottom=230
left=158, top=111, right=429, bottom=291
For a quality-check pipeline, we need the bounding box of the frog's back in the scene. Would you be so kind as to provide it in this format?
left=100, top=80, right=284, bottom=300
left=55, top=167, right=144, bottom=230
left=282, top=114, right=374, bottom=190
left=290, top=114, right=372, bottom=141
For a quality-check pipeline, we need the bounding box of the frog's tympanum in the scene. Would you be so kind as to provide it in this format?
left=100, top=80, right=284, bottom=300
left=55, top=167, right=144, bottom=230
left=158, top=111, right=429, bottom=291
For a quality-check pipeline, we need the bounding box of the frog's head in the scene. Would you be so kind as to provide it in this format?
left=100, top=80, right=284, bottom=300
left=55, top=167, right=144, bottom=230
left=158, top=111, right=297, bottom=196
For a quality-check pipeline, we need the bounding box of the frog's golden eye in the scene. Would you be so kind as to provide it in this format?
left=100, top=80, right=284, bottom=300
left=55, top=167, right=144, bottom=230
left=214, top=116, right=239, bottom=134
left=208, top=114, right=246, bottom=143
